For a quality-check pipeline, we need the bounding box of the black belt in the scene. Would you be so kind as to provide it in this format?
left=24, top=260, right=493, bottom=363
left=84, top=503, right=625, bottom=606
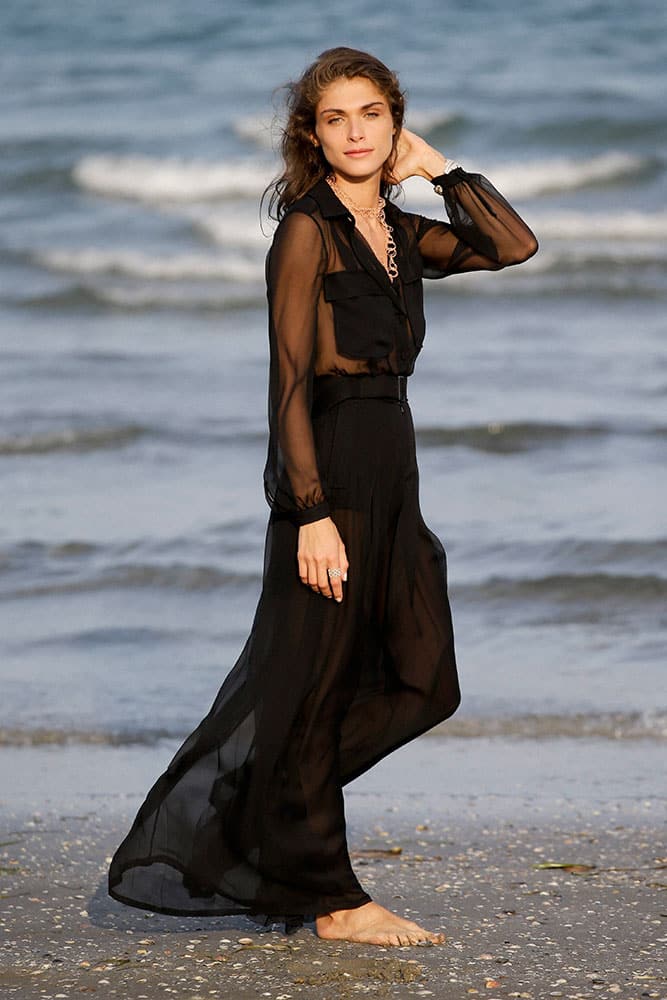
left=312, top=373, right=408, bottom=416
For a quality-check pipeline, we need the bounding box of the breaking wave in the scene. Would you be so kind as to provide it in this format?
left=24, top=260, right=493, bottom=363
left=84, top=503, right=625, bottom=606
left=2, top=709, right=664, bottom=747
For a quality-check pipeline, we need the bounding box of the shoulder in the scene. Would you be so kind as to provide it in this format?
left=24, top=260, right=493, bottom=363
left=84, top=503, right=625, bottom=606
left=266, top=202, right=327, bottom=282
left=271, top=198, right=325, bottom=249
left=286, top=190, right=320, bottom=217
left=272, top=202, right=322, bottom=250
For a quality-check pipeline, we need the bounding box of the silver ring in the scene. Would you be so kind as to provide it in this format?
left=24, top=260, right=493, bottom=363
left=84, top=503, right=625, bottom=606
left=327, top=567, right=342, bottom=578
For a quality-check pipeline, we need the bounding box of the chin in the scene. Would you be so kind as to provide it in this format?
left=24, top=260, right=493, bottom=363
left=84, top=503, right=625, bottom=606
left=334, top=158, right=385, bottom=179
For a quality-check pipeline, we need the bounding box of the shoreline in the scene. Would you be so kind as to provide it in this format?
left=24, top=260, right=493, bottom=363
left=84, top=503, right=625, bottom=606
left=1, top=731, right=664, bottom=824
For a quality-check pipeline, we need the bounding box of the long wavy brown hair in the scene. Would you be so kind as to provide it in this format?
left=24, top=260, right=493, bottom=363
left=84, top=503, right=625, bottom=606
left=264, top=47, right=405, bottom=220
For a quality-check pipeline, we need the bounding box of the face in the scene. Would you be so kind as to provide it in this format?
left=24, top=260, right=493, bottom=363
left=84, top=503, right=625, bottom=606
left=312, top=76, right=396, bottom=181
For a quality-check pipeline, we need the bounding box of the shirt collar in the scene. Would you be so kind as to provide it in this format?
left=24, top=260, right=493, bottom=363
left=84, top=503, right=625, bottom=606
left=306, top=176, right=401, bottom=221
left=306, top=176, right=350, bottom=219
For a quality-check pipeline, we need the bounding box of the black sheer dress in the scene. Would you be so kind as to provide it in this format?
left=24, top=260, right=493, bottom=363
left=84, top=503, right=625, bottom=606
left=108, top=165, right=538, bottom=930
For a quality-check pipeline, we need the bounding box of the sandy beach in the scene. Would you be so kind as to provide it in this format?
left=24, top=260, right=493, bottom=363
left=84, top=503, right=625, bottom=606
left=1, top=737, right=665, bottom=1000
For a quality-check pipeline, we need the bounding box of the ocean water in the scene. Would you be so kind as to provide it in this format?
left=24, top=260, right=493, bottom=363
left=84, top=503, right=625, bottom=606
left=1, top=2, right=666, bottom=788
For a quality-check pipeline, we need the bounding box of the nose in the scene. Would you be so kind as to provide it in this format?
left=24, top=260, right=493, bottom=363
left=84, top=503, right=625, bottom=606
left=347, top=117, right=365, bottom=142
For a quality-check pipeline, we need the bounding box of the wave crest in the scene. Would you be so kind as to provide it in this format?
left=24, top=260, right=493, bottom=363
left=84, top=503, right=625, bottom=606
left=35, top=247, right=261, bottom=282
left=416, top=420, right=611, bottom=453
left=0, top=423, right=145, bottom=455
left=2, top=710, right=664, bottom=747
left=73, top=154, right=273, bottom=202
left=72, top=150, right=652, bottom=206
left=455, top=572, right=667, bottom=604
left=484, top=151, right=651, bottom=198
left=430, top=710, right=667, bottom=741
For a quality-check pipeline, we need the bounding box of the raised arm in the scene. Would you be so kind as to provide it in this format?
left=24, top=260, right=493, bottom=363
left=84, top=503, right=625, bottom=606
left=417, top=166, right=539, bottom=276
left=392, top=128, right=539, bottom=277
left=263, top=210, right=331, bottom=526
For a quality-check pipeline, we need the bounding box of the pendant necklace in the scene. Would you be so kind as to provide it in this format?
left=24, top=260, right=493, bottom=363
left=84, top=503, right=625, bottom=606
left=326, top=173, right=399, bottom=280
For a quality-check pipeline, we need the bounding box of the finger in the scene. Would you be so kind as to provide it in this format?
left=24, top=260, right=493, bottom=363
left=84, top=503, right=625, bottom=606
left=339, top=544, right=349, bottom=583
left=307, top=560, right=320, bottom=592
left=329, top=568, right=343, bottom=603
left=316, top=560, right=333, bottom=598
left=297, top=554, right=309, bottom=585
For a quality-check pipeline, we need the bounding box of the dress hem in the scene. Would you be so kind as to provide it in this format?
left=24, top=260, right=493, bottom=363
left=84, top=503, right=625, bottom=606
left=108, top=864, right=373, bottom=925
left=108, top=888, right=373, bottom=933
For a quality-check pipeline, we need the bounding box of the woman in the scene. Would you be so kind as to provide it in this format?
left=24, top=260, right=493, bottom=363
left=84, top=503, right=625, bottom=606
left=108, top=47, right=538, bottom=947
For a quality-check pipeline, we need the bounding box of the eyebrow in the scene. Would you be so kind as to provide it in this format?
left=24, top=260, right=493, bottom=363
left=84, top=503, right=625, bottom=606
left=319, top=100, right=386, bottom=116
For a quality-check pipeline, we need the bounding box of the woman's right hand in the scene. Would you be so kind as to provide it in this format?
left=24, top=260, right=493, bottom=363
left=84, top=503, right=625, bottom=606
left=297, top=516, right=348, bottom=603
left=389, top=126, right=448, bottom=183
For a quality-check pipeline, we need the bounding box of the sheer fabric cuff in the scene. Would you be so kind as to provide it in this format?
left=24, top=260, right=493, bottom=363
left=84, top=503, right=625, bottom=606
left=430, top=164, right=466, bottom=191
left=290, top=500, right=331, bottom=527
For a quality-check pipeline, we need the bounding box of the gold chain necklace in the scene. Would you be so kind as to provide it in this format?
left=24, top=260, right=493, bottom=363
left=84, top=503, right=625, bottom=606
left=326, top=174, right=399, bottom=280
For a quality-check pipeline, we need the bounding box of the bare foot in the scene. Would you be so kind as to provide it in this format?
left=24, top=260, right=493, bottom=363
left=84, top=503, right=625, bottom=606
left=315, top=900, right=445, bottom=947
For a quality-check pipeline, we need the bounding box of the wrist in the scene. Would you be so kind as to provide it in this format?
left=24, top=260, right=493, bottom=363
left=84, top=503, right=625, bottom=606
left=420, top=150, right=448, bottom=181
left=298, top=514, right=332, bottom=531
left=292, top=502, right=331, bottom=527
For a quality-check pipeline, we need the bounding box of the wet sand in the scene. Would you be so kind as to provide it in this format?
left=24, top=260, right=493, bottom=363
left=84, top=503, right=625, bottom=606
left=1, top=737, right=665, bottom=999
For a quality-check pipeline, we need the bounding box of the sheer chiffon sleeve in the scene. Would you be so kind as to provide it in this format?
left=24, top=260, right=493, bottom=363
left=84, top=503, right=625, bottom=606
left=263, top=210, right=331, bottom=526
left=414, top=167, right=539, bottom=278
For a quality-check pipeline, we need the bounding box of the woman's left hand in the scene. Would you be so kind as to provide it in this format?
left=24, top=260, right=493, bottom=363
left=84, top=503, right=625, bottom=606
left=389, top=127, right=448, bottom=184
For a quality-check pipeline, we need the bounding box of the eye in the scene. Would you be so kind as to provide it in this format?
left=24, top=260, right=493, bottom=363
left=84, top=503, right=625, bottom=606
left=326, top=116, right=343, bottom=125
left=365, top=111, right=380, bottom=118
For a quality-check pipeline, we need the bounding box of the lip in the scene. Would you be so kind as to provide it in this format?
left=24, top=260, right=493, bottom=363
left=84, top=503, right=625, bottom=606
left=345, top=149, right=373, bottom=156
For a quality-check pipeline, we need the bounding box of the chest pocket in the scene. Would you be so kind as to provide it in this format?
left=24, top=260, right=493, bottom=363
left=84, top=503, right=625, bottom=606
left=401, top=269, right=426, bottom=353
left=323, top=270, right=402, bottom=360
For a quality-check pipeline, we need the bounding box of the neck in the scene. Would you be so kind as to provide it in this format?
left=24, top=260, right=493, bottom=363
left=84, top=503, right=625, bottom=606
left=329, top=170, right=382, bottom=210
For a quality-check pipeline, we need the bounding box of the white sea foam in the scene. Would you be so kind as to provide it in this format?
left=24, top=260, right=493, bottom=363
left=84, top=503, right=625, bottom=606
left=480, top=151, right=648, bottom=198
left=491, top=245, right=667, bottom=274
left=73, top=149, right=649, bottom=207
left=73, top=154, right=274, bottom=202
left=4, top=709, right=665, bottom=745
left=232, top=114, right=279, bottom=151
left=49, top=152, right=667, bottom=301
left=31, top=236, right=664, bottom=307
left=401, top=151, right=649, bottom=202
left=524, top=210, right=667, bottom=241
left=35, top=248, right=262, bottom=282
left=98, top=284, right=263, bottom=310
left=403, top=109, right=461, bottom=133
left=175, top=204, right=273, bottom=249
left=184, top=205, right=667, bottom=260
left=0, top=424, right=145, bottom=455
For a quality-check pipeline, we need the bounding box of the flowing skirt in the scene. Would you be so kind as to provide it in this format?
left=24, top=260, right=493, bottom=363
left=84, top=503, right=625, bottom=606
left=107, top=384, right=461, bottom=931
